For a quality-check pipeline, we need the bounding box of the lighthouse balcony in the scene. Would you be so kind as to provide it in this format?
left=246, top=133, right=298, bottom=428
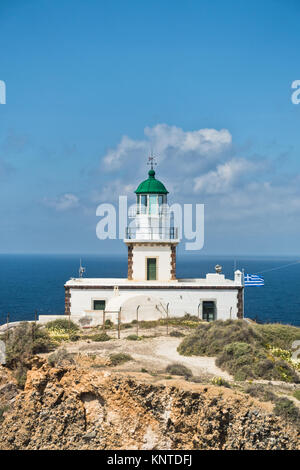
left=125, top=226, right=179, bottom=242
left=128, top=205, right=170, bottom=218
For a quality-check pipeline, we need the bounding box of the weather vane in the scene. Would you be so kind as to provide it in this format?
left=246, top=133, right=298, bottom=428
left=147, top=152, right=157, bottom=170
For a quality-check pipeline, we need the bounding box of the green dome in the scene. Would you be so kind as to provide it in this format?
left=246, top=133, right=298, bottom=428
left=135, top=169, right=168, bottom=194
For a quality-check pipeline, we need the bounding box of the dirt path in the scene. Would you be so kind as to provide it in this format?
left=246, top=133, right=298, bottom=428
left=65, top=335, right=232, bottom=381
left=154, top=338, right=232, bottom=380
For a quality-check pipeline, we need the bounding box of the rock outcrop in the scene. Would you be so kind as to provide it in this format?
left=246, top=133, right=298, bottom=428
left=0, top=363, right=299, bottom=450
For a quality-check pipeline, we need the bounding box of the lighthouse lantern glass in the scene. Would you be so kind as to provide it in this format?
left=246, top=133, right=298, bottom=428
left=141, top=195, right=147, bottom=214
left=149, top=195, right=158, bottom=215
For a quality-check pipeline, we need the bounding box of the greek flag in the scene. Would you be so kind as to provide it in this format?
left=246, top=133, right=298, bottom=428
left=244, top=274, right=264, bottom=286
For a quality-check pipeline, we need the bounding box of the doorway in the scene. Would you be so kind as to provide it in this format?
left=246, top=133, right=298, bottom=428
left=147, top=258, right=157, bottom=280
left=202, top=301, right=216, bottom=322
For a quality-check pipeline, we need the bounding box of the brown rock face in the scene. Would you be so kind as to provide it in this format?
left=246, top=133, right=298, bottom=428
left=0, top=364, right=299, bottom=450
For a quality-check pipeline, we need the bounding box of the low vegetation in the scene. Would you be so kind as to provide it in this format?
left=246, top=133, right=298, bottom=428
left=86, top=333, right=111, bottom=342
left=169, top=330, right=185, bottom=338
left=293, top=390, right=300, bottom=401
left=244, top=384, right=277, bottom=403
left=48, top=348, right=75, bottom=367
left=273, top=397, right=300, bottom=428
left=129, top=314, right=200, bottom=330
left=211, top=376, right=231, bottom=388
left=165, top=363, right=193, bottom=378
left=126, top=334, right=141, bottom=341
left=4, top=322, right=54, bottom=387
left=178, top=320, right=300, bottom=382
left=253, top=323, right=300, bottom=350
left=45, top=319, right=80, bottom=343
left=109, top=353, right=133, bottom=366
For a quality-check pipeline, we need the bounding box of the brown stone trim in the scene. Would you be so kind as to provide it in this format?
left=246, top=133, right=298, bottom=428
left=127, top=244, right=133, bottom=280
left=67, top=285, right=240, bottom=291
left=237, top=287, right=244, bottom=319
left=170, top=245, right=176, bottom=280
left=64, top=286, right=71, bottom=315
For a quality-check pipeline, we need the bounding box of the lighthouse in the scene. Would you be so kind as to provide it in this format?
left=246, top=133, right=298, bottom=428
left=39, top=157, right=245, bottom=327
left=125, top=163, right=178, bottom=282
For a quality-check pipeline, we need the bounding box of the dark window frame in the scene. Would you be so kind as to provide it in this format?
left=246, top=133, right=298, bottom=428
left=93, top=300, right=106, bottom=311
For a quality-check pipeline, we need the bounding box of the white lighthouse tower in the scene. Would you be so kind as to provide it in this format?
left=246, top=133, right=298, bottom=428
left=125, top=159, right=179, bottom=281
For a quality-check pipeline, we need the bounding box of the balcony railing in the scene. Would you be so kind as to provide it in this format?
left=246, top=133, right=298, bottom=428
left=128, top=205, right=170, bottom=218
left=125, top=227, right=178, bottom=240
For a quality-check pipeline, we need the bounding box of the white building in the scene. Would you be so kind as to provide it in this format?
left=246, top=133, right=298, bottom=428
left=40, top=167, right=244, bottom=327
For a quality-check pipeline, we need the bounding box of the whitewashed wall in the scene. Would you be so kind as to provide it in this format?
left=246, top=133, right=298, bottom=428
left=68, top=287, right=239, bottom=323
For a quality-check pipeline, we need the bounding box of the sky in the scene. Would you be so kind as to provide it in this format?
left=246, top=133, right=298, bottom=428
left=0, top=0, right=300, bottom=256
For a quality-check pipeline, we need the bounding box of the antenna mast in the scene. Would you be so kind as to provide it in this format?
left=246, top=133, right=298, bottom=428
left=79, top=258, right=86, bottom=278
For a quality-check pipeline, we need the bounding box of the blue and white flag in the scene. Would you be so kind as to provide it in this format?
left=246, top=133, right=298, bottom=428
left=244, top=274, right=264, bottom=286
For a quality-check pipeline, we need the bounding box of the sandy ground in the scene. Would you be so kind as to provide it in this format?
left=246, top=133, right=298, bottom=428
left=65, top=334, right=232, bottom=381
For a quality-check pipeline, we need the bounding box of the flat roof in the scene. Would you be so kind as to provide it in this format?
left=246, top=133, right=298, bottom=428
left=65, top=276, right=239, bottom=288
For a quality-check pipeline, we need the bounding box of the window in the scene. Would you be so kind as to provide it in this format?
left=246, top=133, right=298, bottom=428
left=147, top=258, right=157, bottom=280
left=141, top=195, right=147, bottom=214
left=202, top=301, right=215, bottom=322
left=158, top=195, right=164, bottom=215
left=136, top=195, right=140, bottom=214
left=93, top=300, right=106, bottom=311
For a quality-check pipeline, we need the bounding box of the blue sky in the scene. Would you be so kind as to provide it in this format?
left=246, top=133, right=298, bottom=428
left=0, top=0, right=300, bottom=255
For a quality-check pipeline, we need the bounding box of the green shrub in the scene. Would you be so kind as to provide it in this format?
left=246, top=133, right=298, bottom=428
left=293, top=390, right=300, bottom=401
left=5, top=322, right=53, bottom=368
left=245, top=384, right=277, bottom=403
left=211, top=376, right=231, bottom=387
left=126, top=334, right=141, bottom=341
left=178, top=320, right=262, bottom=357
left=272, top=360, right=299, bottom=383
left=105, top=319, right=113, bottom=328
left=88, top=333, right=111, bottom=342
left=109, top=353, right=133, bottom=366
left=45, top=319, right=79, bottom=333
left=161, top=315, right=199, bottom=328
left=254, top=323, right=300, bottom=349
left=45, top=319, right=80, bottom=343
left=216, top=341, right=299, bottom=382
left=170, top=330, right=185, bottom=338
left=3, top=322, right=55, bottom=389
left=132, top=315, right=200, bottom=330
left=135, top=320, right=159, bottom=329
left=274, top=397, right=300, bottom=427
left=165, top=363, right=193, bottom=378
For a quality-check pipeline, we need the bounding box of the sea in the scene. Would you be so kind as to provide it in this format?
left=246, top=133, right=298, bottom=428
left=0, top=254, right=299, bottom=327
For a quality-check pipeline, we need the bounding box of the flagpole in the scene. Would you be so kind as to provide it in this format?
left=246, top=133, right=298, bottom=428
left=242, top=268, right=245, bottom=319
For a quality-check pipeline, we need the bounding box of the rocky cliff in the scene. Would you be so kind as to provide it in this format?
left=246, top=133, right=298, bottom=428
left=0, top=362, right=299, bottom=450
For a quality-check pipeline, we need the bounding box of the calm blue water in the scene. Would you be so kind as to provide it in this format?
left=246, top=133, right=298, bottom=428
left=0, top=254, right=299, bottom=326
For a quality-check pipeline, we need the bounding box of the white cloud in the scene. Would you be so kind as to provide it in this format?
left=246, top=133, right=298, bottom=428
left=193, top=158, right=256, bottom=194
left=145, top=124, right=232, bottom=156
left=90, top=180, right=135, bottom=203
left=44, top=193, right=79, bottom=211
left=103, top=123, right=232, bottom=170
left=103, top=136, right=146, bottom=169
